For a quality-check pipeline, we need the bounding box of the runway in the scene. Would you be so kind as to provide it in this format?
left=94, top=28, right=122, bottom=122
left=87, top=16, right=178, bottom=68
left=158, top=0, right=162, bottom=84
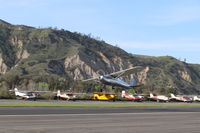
left=0, top=112, right=200, bottom=133
left=0, top=106, right=200, bottom=115
left=0, top=107, right=200, bottom=133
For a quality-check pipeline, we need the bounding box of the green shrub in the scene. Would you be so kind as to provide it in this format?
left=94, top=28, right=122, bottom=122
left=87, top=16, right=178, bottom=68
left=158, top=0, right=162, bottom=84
left=0, top=89, right=14, bottom=99
left=39, top=92, right=56, bottom=100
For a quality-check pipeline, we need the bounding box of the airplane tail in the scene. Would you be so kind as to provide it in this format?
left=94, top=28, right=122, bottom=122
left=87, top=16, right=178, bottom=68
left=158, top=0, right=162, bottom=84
left=150, top=93, right=154, bottom=98
left=14, top=88, right=18, bottom=92
left=121, top=90, right=126, bottom=97
left=170, top=93, right=175, bottom=98
left=14, top=88, right=19, bottom=95
left=193, top=96, right=198, bottom=100
left=57, top=90, right=61, bottom=97
left=129, top=78, right=137, bottom=87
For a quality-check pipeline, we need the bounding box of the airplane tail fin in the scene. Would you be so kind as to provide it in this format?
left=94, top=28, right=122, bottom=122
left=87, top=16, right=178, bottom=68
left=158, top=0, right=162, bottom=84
left=14, top=88, right=18, bottom=92
left=57, top=90, right=61, bottom=97
left=150, top=93, right=154, bottom=98
left=170, top=93, right=175, bottom=98
left=193, top=96, right=198, bottom=100
left=130, top=78, right=137, bottom=87
left=121, top=90, right=126, bottom=97
left=14, top=88, right=19, bottom=95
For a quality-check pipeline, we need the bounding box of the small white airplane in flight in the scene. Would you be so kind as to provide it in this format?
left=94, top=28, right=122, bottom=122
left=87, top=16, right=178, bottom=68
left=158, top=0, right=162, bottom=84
left=169, top=93, right=191, bottom=102
left=121, top=90, right=144, bottom=101
left=149, top=93, right=169, bottom=102
left=57, top=90, right=76, bottom=100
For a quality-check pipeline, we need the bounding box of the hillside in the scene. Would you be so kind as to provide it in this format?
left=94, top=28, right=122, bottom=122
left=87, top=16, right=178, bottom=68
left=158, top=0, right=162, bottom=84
left=0, top=19, right=200, bottom=94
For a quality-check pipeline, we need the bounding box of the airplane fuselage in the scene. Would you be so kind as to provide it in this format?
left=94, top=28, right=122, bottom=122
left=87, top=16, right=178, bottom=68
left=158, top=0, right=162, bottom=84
left=15, top=91, right=36, bottom=99
left=169, top=97, right=188, bottom=102
left=122, top=94, right=144, bottom=101
left=150, top=96, right=168, bottom=102
left=149, top=93, right=169, bottom=102
left=100, top=75, right=132, bottom=88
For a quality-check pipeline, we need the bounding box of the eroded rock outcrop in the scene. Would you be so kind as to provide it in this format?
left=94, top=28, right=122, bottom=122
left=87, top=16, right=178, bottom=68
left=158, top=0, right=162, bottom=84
left=64, top=55, right=99, bottom=80
left=137, top=66, right=150, bottom=84
left=178, top=70, right=192, bottom=82
left=0, top=54, right=8, bottom=74
left=16, top=49, right=30, bottom=59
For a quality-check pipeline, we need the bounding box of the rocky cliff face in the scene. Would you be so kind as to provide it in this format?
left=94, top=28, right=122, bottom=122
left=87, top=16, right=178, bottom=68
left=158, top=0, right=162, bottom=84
left=0, top=54, right=8, bottom=74
left=0, top=19, right=200, bottom=94
left=178, top=70, right=192, bottom=82
left=64, top=54, right=99, bottom=80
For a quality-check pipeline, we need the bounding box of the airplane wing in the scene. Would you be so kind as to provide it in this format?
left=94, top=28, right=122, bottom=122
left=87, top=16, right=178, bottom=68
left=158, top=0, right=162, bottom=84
left=109, top=66, right=145, bottom=78
left=81, top=66, right=146, bottom=81
left=81, top=77, right=99, bottom=82
left=30, top=91, right=50, bottom=93
left=9, top=89, right=50, bottom=93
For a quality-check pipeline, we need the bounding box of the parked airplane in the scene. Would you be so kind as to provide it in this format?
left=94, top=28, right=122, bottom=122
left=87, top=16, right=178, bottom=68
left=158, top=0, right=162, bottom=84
left=13, top=88, right=37, bottom=100
left=11, top=88, right=49, bottom=100
left=121, top=90, right=144, bottom=101
left=169, top=93, right=191, bottom=102
left=93, top=92, right=116, bottom=101
left=57, top=90, right=76, bottom=100
left=149, top=93, right=169, bottom=102
left=193, top=96, right=200, bottom=102
left=82, top=66, right=148, bottom=89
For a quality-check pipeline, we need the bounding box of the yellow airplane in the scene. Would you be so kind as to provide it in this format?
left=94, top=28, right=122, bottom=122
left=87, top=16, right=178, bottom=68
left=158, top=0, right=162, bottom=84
left=92, top=92, right=116, bottom=101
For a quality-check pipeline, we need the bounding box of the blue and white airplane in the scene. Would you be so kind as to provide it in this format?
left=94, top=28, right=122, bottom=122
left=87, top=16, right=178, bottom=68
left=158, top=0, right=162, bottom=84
left=83, top=66, right=148, bottom=89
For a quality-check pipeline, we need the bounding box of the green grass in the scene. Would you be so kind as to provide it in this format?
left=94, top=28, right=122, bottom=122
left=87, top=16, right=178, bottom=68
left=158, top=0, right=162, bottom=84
left=0, top=102, right=200, bottom=107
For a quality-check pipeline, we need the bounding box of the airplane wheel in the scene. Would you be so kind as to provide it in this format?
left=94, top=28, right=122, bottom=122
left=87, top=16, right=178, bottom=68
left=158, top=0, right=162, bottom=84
left=94, top=97, right=98, bottom=100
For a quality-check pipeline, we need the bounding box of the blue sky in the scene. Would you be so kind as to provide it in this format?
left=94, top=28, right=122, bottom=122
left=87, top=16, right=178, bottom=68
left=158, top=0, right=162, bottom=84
left=0, top=0, right=199, bottom=64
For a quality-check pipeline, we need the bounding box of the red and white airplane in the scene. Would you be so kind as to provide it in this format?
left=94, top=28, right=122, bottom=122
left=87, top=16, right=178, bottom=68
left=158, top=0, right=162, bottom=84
left=149, top=93, right=169, bottom=102
left=121, top=90, right=144, bottom=101
left=11, top=88, right=50, bottom=100
left=13, top=88, right=37, bottom=100
left=169, top=93, right=190, bottom=102
left=57, top=90, right=76, bottom=100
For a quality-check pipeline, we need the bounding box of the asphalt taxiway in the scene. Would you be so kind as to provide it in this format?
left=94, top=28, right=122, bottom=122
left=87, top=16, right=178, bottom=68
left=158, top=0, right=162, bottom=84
left=0, top=106, right=200, bottom=115
left=0, top=106, right=200, bottom=133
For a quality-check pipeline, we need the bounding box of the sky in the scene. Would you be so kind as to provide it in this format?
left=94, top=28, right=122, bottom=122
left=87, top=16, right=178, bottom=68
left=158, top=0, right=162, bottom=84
left=0, top=0, right=200, bottom=64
